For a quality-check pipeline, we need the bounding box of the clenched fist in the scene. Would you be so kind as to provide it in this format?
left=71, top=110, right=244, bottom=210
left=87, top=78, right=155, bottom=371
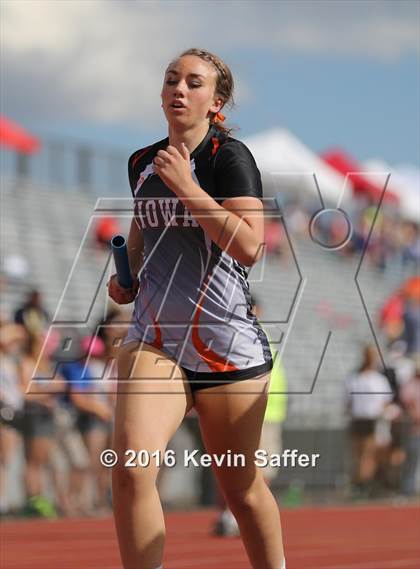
left=107, top=273, right=139, bottom=304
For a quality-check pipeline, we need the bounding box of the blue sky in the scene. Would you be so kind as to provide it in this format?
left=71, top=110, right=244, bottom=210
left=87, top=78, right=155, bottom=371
left=1, top=1, right=419, bottom=166
left=234, top=49, right=419, bottom=164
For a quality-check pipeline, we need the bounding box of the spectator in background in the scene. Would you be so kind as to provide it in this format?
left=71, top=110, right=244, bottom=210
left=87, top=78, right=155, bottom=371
left=379, top=341, right=416, bottom=491
left=401, top=222, right=420, bottom=269
left=250, top=187, right=417, bottom=276
left=400, top=362, right=420, bottom=496
left=14, top=289, right=50, bottom=336
left=377, top=216, right=399, bottom=272
left=284, top=198, right=309, bottom=240
left=380, top=288, right=404, bottom=344
left=80, top=335, right=114, bottom=512
left=264, top=220, right=284, bottom=257
left=95, top=216, right=121, bottom=250
left=20, top=331, right=65, bottom=517
left=402, top=295, right=420, bottom=358
left=348, top=216, right=367, bottom=258
left=96, top=307, right=131, bottom=367
left=59, top=337, right=114, bottom=513
left=345, top=344, right=393, bottom=498
left=387, top=340, right=415, bottom=390
left=95, top=306, right=127, bottom=401
left=380, top=277, right=420, bottom=349
left=0, top=322, right=26, bottom=514
left=50, top=335, right=92, bottom=517
left=253, top=296, right=287, bottom=488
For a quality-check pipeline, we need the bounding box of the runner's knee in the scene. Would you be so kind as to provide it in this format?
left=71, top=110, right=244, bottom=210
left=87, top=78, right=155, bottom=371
left=223, top=479, right=265, bottom=514
left=112, top=455, right=159, bottom=494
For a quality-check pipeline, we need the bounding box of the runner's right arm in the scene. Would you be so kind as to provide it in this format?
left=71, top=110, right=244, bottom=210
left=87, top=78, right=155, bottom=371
left=106, top=217, right=142, bottom=305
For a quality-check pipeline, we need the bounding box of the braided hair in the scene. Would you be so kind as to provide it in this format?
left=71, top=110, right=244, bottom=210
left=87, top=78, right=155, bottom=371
left=175, top=48, right=235, bottom=135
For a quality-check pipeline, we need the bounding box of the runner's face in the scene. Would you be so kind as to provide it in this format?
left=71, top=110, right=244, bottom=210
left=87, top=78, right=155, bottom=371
left=161, top=55, right=222, bottom=128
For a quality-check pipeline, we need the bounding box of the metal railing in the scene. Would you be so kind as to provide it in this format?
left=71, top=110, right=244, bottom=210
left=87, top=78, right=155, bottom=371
left=1, top=135, right=132, bottom=195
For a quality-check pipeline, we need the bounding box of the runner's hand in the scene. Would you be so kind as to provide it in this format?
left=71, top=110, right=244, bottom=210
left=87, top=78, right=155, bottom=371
left=107, top=273, right=139, bottom=304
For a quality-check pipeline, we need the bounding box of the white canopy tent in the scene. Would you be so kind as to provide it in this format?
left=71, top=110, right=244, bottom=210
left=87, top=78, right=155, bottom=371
left=394, top=164, right=420, bottom=223
left=243, top=128, right=351, bottom=206
left=363, top=160, right=420, bottom=222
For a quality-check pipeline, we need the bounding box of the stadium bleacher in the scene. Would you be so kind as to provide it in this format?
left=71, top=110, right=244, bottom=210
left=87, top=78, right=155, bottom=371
left=1, top=179, right=409, bottom=430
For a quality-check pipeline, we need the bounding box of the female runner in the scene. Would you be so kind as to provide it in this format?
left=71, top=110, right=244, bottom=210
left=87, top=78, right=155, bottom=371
left=108, top=48, right=285, bottom=569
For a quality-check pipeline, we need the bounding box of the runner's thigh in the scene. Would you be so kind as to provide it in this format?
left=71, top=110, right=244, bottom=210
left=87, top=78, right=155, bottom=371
left=114, top=341, right=193, bottom=456
left=194, top=373, right=270, bottom=492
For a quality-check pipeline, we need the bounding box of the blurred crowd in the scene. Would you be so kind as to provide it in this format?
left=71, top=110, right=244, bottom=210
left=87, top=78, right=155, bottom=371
left=0, top=288, right=126, bottom=518
left=344, top=272, right=419, bottom=499
left=345, top=330, right=420, bottom=498
left=0, top=267, right=418, bottom=520
left=265, top=195, right=420, bottom=273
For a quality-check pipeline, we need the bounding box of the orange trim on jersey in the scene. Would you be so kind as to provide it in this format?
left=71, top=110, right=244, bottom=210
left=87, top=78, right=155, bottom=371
left=132, top=146, right=152, bottom=169
left=191, top=274, right=238, bottom=373
left=211, top=137, right=220, bottom=157
left=151, top=316, right=163, bottom=349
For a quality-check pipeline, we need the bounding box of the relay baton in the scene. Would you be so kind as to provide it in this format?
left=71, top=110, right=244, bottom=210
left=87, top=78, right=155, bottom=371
left=111, top=235, right=134, bottom=289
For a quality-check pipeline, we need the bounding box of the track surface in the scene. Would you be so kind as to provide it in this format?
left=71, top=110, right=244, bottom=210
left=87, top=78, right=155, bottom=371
left=2, top=504, right=419, bottom=568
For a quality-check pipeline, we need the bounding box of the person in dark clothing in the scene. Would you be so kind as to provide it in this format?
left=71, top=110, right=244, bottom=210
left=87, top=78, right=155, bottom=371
left=14, top=289, right=50, bottom=336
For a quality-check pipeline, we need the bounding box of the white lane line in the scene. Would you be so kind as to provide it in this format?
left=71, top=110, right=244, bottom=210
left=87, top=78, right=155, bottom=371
left=316, top=558, right=420, bottom=569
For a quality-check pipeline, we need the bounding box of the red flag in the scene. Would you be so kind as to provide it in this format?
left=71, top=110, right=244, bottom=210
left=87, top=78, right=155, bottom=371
left=0, top=115, right=41, bottom=154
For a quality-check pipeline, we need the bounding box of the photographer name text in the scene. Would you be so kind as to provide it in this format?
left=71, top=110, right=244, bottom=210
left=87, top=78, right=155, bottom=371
left=100, top=448, right=320, bottom=469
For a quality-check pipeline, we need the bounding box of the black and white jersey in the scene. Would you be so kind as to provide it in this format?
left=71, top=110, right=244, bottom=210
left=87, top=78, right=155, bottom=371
left=123, top=124, right=273, bottom=380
